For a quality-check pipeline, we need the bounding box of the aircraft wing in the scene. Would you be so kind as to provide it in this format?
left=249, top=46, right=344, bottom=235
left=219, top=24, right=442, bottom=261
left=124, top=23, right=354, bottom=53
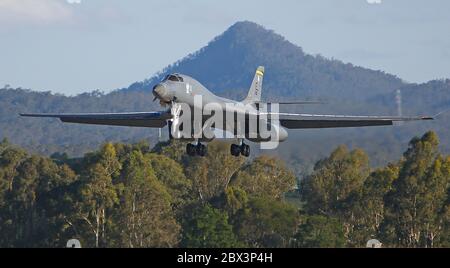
left=270, top=113, right=433, bottom=129
left=20, top=111, right=171, bottom=128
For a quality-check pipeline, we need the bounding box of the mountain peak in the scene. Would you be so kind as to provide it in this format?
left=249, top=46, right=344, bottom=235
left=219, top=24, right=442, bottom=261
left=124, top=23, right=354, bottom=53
left=215, top=20, right=290, bottom=52
left=128, top=21, right=402, bottom=101
left=226, top=20, right=266, bottom=33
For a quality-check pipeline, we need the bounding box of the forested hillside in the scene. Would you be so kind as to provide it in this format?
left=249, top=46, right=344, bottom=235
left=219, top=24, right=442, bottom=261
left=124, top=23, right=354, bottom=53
left=0, top=88, right=160, bottom=156
left=1, top=21, right=449, bottom=172
left=0, top=132, right=448, bottom=248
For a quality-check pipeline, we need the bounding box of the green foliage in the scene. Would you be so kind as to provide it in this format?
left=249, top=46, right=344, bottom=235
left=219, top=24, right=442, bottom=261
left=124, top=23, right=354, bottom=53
left=73, top=143, right=121, bottom=248
left=0, top=145, right=76, bottom=247
left=383, top=132, right=450, bottom=247
left=147, top=153, right=192, bottom=211
left=301, top=145, right=370, bottom=216
left=152, top=140, right=188, bottom=164
left=181, top=204, right=241, bottom=248
left=184, top=141, right=245, bottom=201
left=233, top=196, right=299, bottom=248
left=223, top=186, right=249, bottom=215
left=0, top=132, right=449, bottom=248
left=231, top=155, right=296, bottom=200
left=293, top=215, right=346, bottom=248
left=115, top=151, right=180, bottom=248
left=348, top=164, right=399, bottom=246
left=300, top=133, right=450, bottom=248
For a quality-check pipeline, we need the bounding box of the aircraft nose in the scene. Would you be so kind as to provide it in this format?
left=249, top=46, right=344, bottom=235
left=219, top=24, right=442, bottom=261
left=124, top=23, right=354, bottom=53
left=152, top=84, right=164, bottom=96
left=152, top=84, right=172, bottom=102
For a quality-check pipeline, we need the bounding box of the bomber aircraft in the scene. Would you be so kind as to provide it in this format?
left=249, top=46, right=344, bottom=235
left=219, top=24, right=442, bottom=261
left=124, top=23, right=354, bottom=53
left=21, top=66, right=434, bottom=157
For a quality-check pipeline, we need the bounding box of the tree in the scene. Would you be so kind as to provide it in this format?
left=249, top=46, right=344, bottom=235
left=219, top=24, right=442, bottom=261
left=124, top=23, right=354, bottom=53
left=231, top=155, right=296, bottom=200
left=152, top=140, right=188, bottom=164
left=438, top=187, right=450, bottom=247
left=147, top=153, right=192, bottom=212
left=223, top=186, right=249, bottom=216
left=181, top=204, right=241, bottom=248
left=293, top=215, right=346, bottom=248
left=234, top=196, right=299, bottom=248
left=299, top=145, right=371, bottom=245
left=348, top=164, right=399, bottom=246
left=72, top=143, right=121, bottom=247
left=111, top=140, right=151, bottom=165
left=0, top=150, right=76, bottom=247
left=0, top=143, right=27, bottom=198
left=184, top=142, right=245, bottom=201
left=115, top=151, right=180, bottom=248
left=301, top=145, right=370, bottom=216
left=383, top=132, right=450, bottom=247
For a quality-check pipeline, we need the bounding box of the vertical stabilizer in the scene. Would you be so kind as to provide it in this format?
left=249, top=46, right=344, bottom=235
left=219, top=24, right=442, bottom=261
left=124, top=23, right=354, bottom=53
left=243, top=66, right=264, bottom=104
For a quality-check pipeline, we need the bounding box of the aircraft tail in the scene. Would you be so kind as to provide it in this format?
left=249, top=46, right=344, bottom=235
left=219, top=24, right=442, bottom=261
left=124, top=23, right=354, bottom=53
left=243, top=66, right=264, bottom=104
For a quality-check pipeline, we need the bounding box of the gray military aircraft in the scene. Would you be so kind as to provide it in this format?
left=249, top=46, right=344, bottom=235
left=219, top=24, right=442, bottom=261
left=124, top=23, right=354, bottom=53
left=21, top=66, right=434, bottom=157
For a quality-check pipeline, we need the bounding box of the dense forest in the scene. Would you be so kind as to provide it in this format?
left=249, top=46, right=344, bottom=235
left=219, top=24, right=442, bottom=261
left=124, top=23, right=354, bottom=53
left=0, top=131, right=448, bottom=248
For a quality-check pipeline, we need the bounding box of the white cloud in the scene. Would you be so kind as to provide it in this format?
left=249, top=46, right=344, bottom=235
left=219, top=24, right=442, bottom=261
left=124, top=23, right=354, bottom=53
left=0, top=0, right=74, bottom=25
left=67, top=0, right=81, bottom=4
left=367, top=0, right=382, bottom=4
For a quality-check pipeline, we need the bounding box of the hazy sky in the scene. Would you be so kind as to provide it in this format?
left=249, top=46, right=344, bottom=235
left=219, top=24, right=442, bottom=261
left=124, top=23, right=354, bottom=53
left=1, top=0, right=449, bottom=95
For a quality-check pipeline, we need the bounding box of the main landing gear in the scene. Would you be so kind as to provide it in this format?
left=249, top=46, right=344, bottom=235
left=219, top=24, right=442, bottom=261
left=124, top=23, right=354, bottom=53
left=185, top=141, right=249, bottom=158
left=230, top=143, right=250, bottom=157
left=186, top=143, right=207, bottom=157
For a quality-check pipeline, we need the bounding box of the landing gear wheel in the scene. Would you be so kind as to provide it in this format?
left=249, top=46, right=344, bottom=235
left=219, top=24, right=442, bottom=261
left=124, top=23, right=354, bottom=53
left=186, top=143, right=197, bottom=156
left=230, top=144, right=241, bottom=157
left=196, top=143, right=207, bottom=157
left=241, top=144, right=250, bottom=157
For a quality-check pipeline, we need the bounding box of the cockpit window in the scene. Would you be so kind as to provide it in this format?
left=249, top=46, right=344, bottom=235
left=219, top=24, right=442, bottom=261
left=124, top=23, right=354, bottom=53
left=163, top=74, right=183, bottom=82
